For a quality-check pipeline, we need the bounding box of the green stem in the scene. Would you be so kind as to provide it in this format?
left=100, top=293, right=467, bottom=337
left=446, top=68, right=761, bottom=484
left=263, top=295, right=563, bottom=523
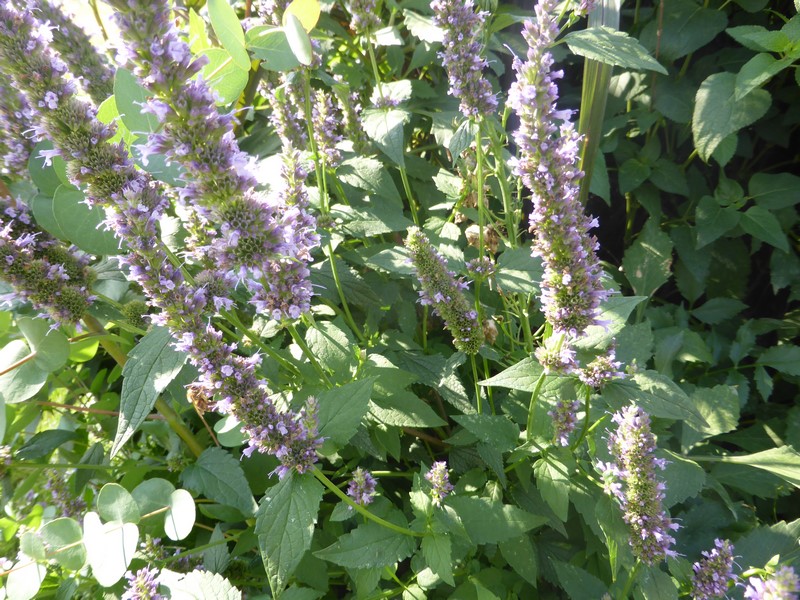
left=326, top=243, right=367, bottom=344
left=620, top=561, right=642, bottom=598
left=312, top=467, right=425, bottom=537
left=526, top=372, right=547, bottom=441
left=217, top=312, right=300, bottom=377
left=470, top=353, right=482, bottom=414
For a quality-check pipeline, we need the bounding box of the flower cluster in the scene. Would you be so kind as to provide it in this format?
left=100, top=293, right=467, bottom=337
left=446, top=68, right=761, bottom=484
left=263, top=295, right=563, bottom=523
left=549, top=397, right=581, bottom=447
left=30, top=0, right=114, bottom=104
left=347, top=467, right=377, bottom=506
left=744, top=566, right=800, bottom=600
left=508, top=0, right=607, bottom=336
left=312, top=90, right=343, bottom=166
left=405, top=226, right=483, bottom=354
left=425, top=461, right=454, bottom=507
left=534, top=334, right=578, bottom=375
left=122, top=566, right=164, bottom=600
left=690, top=539, right=736, bottom=600
left=256, top=0, right=292, bottom=26
left=0, top=82, right=35, bottom=176
left=41, top=468, right=86, bottom=518
left=333, top=81, right=369, bottom=153
left=579, top=346, right=625, bottom=389
left=266, top=75, right=308, bottom=151
left=600, top=405, right=678, bottom=564
left=347, top=0, right=380, bottom=35
left=430, top=0, right=497, bottom=119
left=0, top=195, right=95, bottom=327
left=0, top=2, right=321, bottom=476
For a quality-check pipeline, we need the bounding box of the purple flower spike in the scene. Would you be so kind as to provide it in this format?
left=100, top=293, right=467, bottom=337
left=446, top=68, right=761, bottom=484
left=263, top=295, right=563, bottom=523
left=0, top=82, right=35, bottom=175
left=347, top=0, right=380, bottom=35
left=744, top=566, right=800, bottom=600
left=347, top=467, right=378, bottom=506
left=508, top=0, right=607, bottom=336
left=425, top=461, right=454, bottom=507
left=600, top=405, right=678, bottom=565
left=431, top=0, right=497, bottom=119
left=691, top=539, right=736, bottom=600
left=122, top=566, right=164, bottom=600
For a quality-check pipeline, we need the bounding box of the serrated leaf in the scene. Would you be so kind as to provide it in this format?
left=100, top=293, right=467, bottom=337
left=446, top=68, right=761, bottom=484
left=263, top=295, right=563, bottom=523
left=181, top=447, right=257, bottom=517
left=338, top=157, right=402, bottom=206
left=452, top=414, right=519, bottom=453
left=693, top=72, right=771, bottom=162
left=691, top=297, right=747, bottom=324
left=362, top=108, right=409, bottom=166
left=159, top=569, right=242, bottom=600
left=740, top=205, right=789, bottom=252
left=494, top=248, right=543, bottom=295
left=499, top=535, right=538, bottom=586
left=566, top=26, right=667, bottom=73
left=552, top=561, right=608, bottom=599
left=621, top=219, right=673, bottom=297
left=574, top=295, right=648, bottom=350
left=403, top=10, right=443, bottom=43
left=83, top=512, right=138, bottom=587
left=681, top=385, right=740, bottom=448
left=256, top=473, right=323, bottom=597
left=314, top=518, right=416, bottom=569
left=422, top=534, right=454, bottom=586
left=305, top=319, right=356, bottom=376
left=534, top=458, right=570, bottom=522
left=480, top=356, right=544, bottom=392
left=317, top=377, right=375, bottom=446
left=695, top=196, right=741, bottom=248
left=39, top=518, right=86, bottom=571
left=735, top=53, right=795, bottom=100
left=204, top=525, right=231, bottom=574
left=97, top=483, right=141, bottom=524
left=713, top=446, right=800, bottom=489
left=660, top=451, right=706, bottom=508
left=112, top=327, right=188, bottom=457
left=165, top=489, right=196, bottom=541
left=758, top=345, right=800, bottom=376
left=330, top=204, right=413, bottom=237
left=447, top=496, right=547, bottom=544
left=208, top=0, right=251, bottom=70
left=369, top=391, right=446, bottom=427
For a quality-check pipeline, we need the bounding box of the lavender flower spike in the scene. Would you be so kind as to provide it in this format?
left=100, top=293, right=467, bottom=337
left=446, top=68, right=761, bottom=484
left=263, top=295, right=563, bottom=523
left=744, top=566, right=800, bottom=600
left=691, top=539, right=736, bottom=600
left=347, top=0, right=380, bottom=36
left=347, top=467, right=377, bottom=506
left=600, top=404, right=678, bottom=565
left=122, top=566, right=165, bottom=600
left=508, top=0, right=607, bottom=336
left=0, top=82, right=35, bottom=176
left=425, top=461, right=454, bottom=507
left=405, top=226, right=484, bottom=354
left=431, top=0, right=497, bottom=119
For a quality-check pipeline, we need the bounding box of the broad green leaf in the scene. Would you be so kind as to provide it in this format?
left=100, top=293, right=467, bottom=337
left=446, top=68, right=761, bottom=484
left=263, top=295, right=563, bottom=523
left=96, top=95, right=135, bottom=146
left=283, top=0, right=321, bottom=32
left=575, top=295, right=648, bottom=350
left=392, top=351, right=473, bottom=414
left=447, top=496, right=547, bottom=544
left=208, top=0, right=251, bottom=70
left=97, top=483, right=141, bottom=524
left=534, top=457, right=570, bottom=522
left=449, top=118, right=478, bottom=159
left=740, top=206, right=789, bottom=252
left=452, top=414, right=519, bottom=453
left=695, top=196, right=740, bottom=248
left=362, top=108, right=410, bottom=166
left=16, top=429, right=77, bottom=460
left=114, top=68, right=159, bottom=134
left=618, top=158, right=651, bottom=194
left=691, top=297, right=747, bottom=324
left=28, top=140, right=70, bottom=196
left=369, top=390, right=446, bottom=428
left=204, top=525, right=231, bottom=574
left=159, top=569, right=242, bottom=600
left=681, top=385, right=740, bottom=448
left=338, top=157, right=403, bottom=207
left=82, top=511, right=138, bottom=587
left=17, top=317, right=69, bottom=373
left=726, top=25, right=789, bottom=52
left=660, top=451, right=706, bottom=507
left=283, top=12, right=314, bottom=66
left=402, top=10, right=443, bottom=43
left=181, top=447, right=258, bottom=517
left=188, top=9, right=211, bottom=53
left=732, top=519, right=800, bottom=573
left=5, top=554, right=46, bottom=600
left=31, top=191, right=69, bottom=240
left=165, top=489, right=196, bottom=541
left=638, top=566, right=679, bottom=600
left=52, top=185, right=121, bottom=255
left=39, top=517, right=86, bottom=571
left=330, top=204, right=413, bottom=238
left=0, top=340, right=48, bottom=404
left=131, top=478, right=175, bottom=518
left=565, top=27, right=666, bottom=74
left=256, top=472, right=323, bottom=597
left=603, top=370, right=707, bottom=427
left=200, top=48, right=249, bottom=105
left=712, top=446, right=800, bottom=489
left=363, top=246, right=416, bottom=276
left=735, top=53, right=795, bottom=100
left=112, top=326, right=188, bottom=457
left=314, top=518, right=416, bottom=569
left=693, top=72, right=771, bottom=162
left=749, top=172, right=800, bottom=210
left=69, top=337, right=100, bottom=363
left=246, top=26, right=301, bottom=71
left=499, top=535, right=538, bottom=586
left=640, top=0, right=728, bottom=60
left=306, top=318, right=356, bottom=376
left=480, top=356, right=544, bottom=392
left=494, top=248, right=543, bottom=295
left=421, top=534, right=454, bottom=586
left=317, top=377, right=375, bottom=446
left=552, top=561, right=607, bottom=598
left=757, top=345, right=800, bottom=376
left=621, top=219, right=673, bottom=297
left=214, top=415, right=248, bottom=447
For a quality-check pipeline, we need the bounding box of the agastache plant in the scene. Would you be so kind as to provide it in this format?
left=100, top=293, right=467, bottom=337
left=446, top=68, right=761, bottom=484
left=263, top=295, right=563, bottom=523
left=690, top=538, right=736, bottom=600
left=600, top=404, right=678, bottom=565
left=508, top=0, right=607, bottom=337
left=425, top=461, right=454, bottom=507
left=405, top=226, right=483, bottom=354
left=0, top=1, right=321, bottom=477
left=744, top=566, right=800, bottom=600
left=430, top=0, right=497, bottom=119
left=0, top=82, right=35, bottom=176
left=347, top=467, right=377, bottom=506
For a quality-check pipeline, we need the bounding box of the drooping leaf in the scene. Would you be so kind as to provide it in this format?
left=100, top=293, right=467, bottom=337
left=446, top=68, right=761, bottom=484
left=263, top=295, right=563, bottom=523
left=181, top=447, right=258, bottom=518
left=740, top=206, right=789, bottom=252
left=421, top=534, right=455, bottom=586
left=159, top=569, right=242, bottom=600
left=621, top=219, right=673, bottom=297
left=758, top=345, right=800, bottom=376
left=480, top=356, right=544, bottom=393
left=711, top=446, right=800, bottom=489
left=314, top=518, right=417, bottom=569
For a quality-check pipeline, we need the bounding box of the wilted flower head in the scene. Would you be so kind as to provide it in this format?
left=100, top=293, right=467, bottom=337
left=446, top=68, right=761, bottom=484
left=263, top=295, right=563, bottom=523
left=122, top=566, right=164, bottom=600
left=691, top=538, right=736, bottom=600
left=347, top=467, right=377, bottom=506
left=744, top=566, right=800, bottom=600
left=425, top=461, right=454, bottom=506
left=600, top=404, right=678, bottom=565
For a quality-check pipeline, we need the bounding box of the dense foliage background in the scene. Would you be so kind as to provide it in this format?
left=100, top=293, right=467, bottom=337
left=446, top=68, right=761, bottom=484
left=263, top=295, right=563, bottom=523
left=0, top=0, right=799, bottom=598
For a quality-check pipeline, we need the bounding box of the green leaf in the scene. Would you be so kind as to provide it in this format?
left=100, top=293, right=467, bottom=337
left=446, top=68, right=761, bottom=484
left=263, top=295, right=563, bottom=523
left=534, top=457, right=570, bottom=522
left=159, top=569, right=242, bottom=600
left=480, top=356, right=544, bottom=393
left=713, top=446, right=800, bottom=489
left=660, top=451, right=706, bottom=507
left=749, top=172, right=800, bottom=210
left=338, top=157, right=403, bottom=207
left=96, top=95, right=135, bottom=146
left=39, top=518, right=86, bottom=571
left=246, top=26, right=301, bottom=71
left=306, top=318, right=356, bottom=376
left=165, top=489, right=196, bottom=541
left=16, top=429, right=77, bottom=460
left=565, top=26, right=667, bottom=74
left=740, top=206, right=789, bottom=252
left=314, top=518, right=416, bottom=569
left=735, top=53, right=795, bottom=100
left=283, top=12, right=314, bottom=66
left=494, top=248, right=543, bottom=295
left=695, top=196, right=741, bottom=248
left=131, top=478, right=175, bottom=518
left=17, top=317, right=69, bottom=373
left=200, top=48, right=249, bottom=105
left=640, top=0, right=728, bottom=60
left=447, top=497, right=547, bottom=544
left=449, top=118, right=478, bottom=159
left=603, top=370, right=707, bottom=427
left=82, top=511, right=138, bottom=587
left=402, top=10, right=443, bottom=43
left=363, top=246, right=416, bottom=276
left=552, top=561, right=608, bottom=599
left=188, top=8, right=211, bottom=53
left=114, top=68, right=159, bottom=134
left=421, top=534, right=454, bottom=586
left=256, top=473, right=323, bottom=597
left=317, top=377, right=375, bottom=446
left=726, top=25, right=789, bottom=52
left=330, top=204, right=413, bottom=238
left=0, top=340, right=47, bottom=404
left=638, top=566, right=679, bottom=600
left=51, top=185, right=121, bottom=255
left=181, top=447, right=258, bottom=517
left=204, top=525, right=231, bottom=574
left=362, top=108, right=410, bottom=166
left=621, top=219, right=673, bottom=297
left=575, top=295, right=648, bottom=350
left=691, top=297, right=747, bottom=324
left=97, top=483, right=141, bottom=524
left=499, top=535, right=538, bottom=586
left=283, top=0, right=321, bottom=32
left=618, top=158, right=651, bottom=194
left=112, top=326, right=188, bottom=457
left=28, top=140, right=70, bottom=196
left=758, top=345, right=800, bottom=376
left=207, top=0, right=251, bottom=70
left=451, top=414, right=519, bottom=453
left=693, top=72, right=771, bottom=162
left=369, top=390, right=447, bottom=427
left=5, top=555, right=46, bottom=600
left=681, top=385, right=740, bottom=448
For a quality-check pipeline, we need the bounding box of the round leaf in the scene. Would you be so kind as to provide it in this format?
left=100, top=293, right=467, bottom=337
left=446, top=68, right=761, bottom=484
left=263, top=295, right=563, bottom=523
left=131, top=478, right=175, bottom=517
left=164, top=489, right=196, bottom=541
left=199, top=48, right=249, bottom=105
left=97, top=483, right=141, bottom=524
left=0, top=339, right=48, bottom=404
left=283, top=0, right=321, bottom=32
left=283, top=13, right=313, bottom=66
left=214, top=414, right=247, bottom=447
left=17, top=317, right=69, bottom=373
left=27, top=140, right=70, bottom=196
left=83, top=511, right=139, bottom=588
left=5, top=554, right=46, bottom=600
left=39, top=517, right=86, bottom=571
left=208, top=0, right=251, bottom=70
left=52, top=185, right=121, bottom=256
left=246, top=26, right=301, bottom=71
